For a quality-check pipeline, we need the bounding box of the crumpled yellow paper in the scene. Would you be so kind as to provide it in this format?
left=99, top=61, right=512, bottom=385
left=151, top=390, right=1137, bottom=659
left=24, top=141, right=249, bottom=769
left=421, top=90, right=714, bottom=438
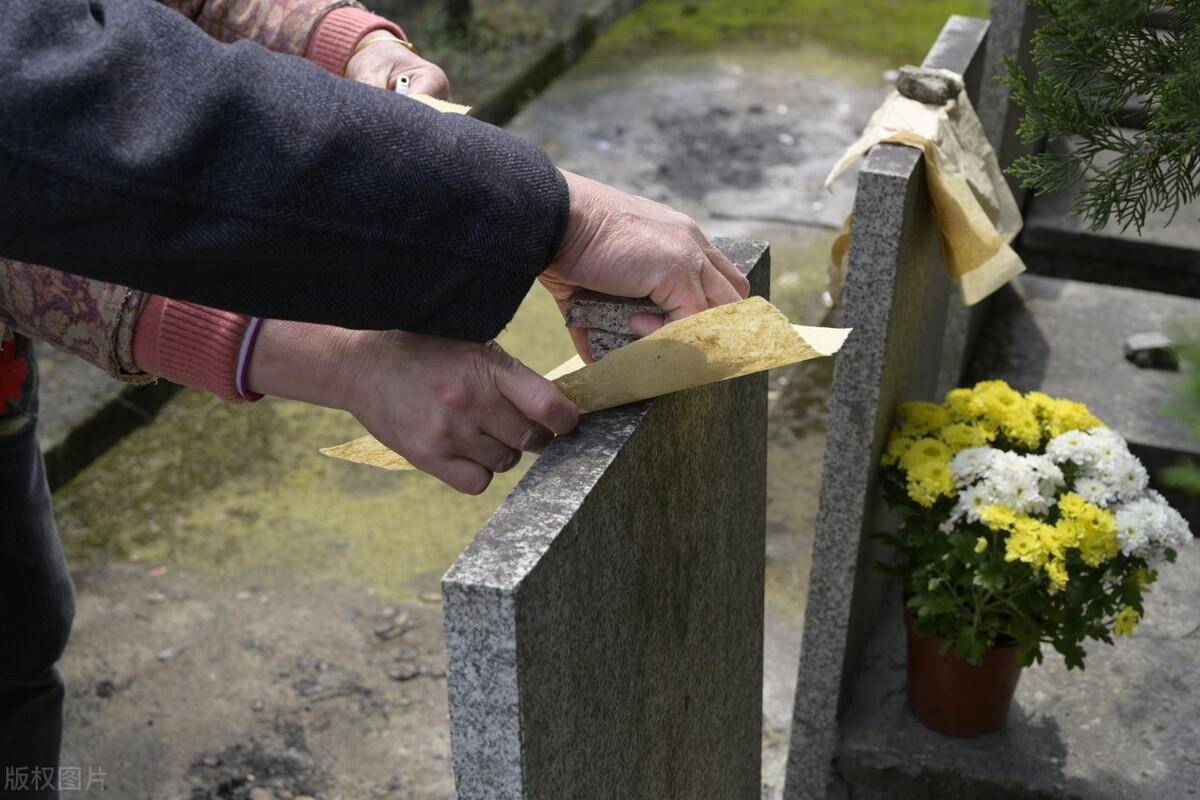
left=826, top=76, right=1025, bottom=306
left=411, top=93, right=472, bottom=115
left=321, top=297, right=851, bottom=470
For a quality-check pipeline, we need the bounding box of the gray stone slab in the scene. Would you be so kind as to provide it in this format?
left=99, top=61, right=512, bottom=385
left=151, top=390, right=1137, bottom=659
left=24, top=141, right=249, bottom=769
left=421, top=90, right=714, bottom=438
left=1020, top=134, right=1200, bottom=297
left=968, top=274, right=1200, bottom=523
left=442, top=240, right=770, bottom=799
left=783, top=17, right=991, bottom=800
left=836, top=543, right=1200, bottom=800
left=976, top=1, right=1042, bottom=203
left=969, top=274, right=1200, bottom=459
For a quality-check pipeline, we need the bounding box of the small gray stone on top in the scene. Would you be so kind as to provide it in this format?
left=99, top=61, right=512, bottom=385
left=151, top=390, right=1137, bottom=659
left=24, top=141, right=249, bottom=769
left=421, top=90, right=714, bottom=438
left=565, top=236, right=767, bottom=362
left=563, top=292, right=663, bottom=334
left=896, top=65, right=963, bottom=105
left=563, top=236, right=765, bottom=337
left=586, top=330, right=636, bottom=360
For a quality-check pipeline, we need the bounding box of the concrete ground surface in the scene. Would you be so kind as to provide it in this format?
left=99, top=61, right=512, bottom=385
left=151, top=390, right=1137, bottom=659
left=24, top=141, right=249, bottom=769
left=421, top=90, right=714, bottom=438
left=50, top=28, right=889, bottom=800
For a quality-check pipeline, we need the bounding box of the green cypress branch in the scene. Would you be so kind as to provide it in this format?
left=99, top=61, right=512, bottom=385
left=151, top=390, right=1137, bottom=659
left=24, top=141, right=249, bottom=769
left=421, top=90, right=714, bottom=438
left=1003, top=0, right=1200, bottom=233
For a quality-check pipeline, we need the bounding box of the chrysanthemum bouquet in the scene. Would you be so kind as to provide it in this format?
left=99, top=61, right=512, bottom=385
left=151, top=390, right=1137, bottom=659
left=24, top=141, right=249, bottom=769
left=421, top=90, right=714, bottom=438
left=880, top=380, right=1193, bottom=669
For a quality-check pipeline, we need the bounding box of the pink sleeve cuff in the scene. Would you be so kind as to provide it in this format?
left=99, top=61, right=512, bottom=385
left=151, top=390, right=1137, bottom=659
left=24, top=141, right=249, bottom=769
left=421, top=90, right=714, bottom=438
left=306, top=7, right=406, bottom=76
left=133, top=297, right=254, bottom=404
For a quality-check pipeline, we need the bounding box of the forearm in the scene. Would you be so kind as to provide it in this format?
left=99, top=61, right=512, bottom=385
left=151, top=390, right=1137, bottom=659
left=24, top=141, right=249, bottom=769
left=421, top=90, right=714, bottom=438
left=0, top=0, right=568, bottom=337
left=158, top=0, right=360, bottom=54
left=242, top=319, right=357, bottom=408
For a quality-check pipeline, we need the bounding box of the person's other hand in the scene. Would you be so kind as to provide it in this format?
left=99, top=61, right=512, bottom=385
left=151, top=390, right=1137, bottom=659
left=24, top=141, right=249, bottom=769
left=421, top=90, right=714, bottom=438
left=344, top=33, right=451, bottom=99
left=246, top=321, right=578, bottom=495
left=539, top=170, right=750, bottom=361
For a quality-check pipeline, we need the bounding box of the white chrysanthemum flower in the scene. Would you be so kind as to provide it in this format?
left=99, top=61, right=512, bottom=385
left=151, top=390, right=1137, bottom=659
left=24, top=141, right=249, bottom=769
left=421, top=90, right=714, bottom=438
left=1114, top=491, right=1194, bottom=560
left=947, top=448, right=1064, bottom=523
left=949, top=447, right=994, bottom=484
left=1075, top=476, right=1116, bottom=507
left=1046, top=429, right=1093, bottom=465
left=1114, top=464, right=1149, bottom=503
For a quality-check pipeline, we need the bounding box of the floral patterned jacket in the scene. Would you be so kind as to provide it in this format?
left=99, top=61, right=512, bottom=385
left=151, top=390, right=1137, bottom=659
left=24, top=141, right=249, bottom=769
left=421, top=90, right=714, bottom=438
left=0, top=0, right=366, bottom=430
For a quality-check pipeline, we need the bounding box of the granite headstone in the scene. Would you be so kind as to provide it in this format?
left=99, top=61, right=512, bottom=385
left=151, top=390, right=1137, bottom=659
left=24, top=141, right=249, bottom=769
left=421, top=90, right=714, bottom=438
left=443, top=240, right=770, bottom=799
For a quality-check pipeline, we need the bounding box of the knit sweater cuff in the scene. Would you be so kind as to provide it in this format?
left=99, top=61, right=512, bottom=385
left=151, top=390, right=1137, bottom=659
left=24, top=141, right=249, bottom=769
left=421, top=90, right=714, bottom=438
left=306, top=7, right=406, bottom=76
left=133, top=296, right=251, bottom=404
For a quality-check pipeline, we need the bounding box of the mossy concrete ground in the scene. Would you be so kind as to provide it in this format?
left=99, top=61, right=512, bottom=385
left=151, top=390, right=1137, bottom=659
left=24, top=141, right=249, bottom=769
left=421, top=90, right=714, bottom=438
left=52, top=2, right=987, bottom=797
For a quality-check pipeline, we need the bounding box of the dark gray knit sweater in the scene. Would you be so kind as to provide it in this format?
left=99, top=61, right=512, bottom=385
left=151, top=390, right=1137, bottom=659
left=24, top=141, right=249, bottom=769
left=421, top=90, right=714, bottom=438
left=0, top=0, right=570, bottom=340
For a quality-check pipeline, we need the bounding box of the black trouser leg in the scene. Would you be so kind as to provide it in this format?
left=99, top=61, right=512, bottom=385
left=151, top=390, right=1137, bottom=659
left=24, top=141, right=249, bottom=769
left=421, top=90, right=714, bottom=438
left=0, top=377, right=74, bottom=800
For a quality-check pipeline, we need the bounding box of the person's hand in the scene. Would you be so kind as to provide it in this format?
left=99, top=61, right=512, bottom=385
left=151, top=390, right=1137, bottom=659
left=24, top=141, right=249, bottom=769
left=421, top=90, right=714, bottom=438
left=245, top=321, right=578, bottom=494
left=539, top=170, right=750, bottom=361
left=344, top=32, right=451, bottom=99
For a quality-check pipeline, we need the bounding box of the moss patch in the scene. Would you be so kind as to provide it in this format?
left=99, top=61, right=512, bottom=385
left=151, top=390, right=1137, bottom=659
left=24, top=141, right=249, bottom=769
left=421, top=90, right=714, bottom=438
left=589, top=0, right=990, bottom=67
left=54, top=288, right=575, bottom=602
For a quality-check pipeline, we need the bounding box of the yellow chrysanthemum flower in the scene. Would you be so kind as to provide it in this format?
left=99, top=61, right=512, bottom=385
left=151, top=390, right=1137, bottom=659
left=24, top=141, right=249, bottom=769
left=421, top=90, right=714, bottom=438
left=979, top=504, right=1018, bottom=532
left=896, top=401, right=952, bottom=438
left=1040, top=521, right=1077, bottom=560
left=939, top=422, right=992, bottom=451
left=1113, top=606, right=1140, bottom=637
left=1045, top=559, right=1069, bottom=591
left=944, top=388, right=975, bottom=422
left=958, top=381, right=1043, bottom=448
left=1057, top=492, right=1090, bottom=519
left=1001, top=410, right=1043, bottom=449
left=905, top=460, right=956, bottom=508
left=1005, top=526, right=1044, bottom=566
left=1028, top=391, right=1104, bottom=438
left=899, top=437, right=952, bottom=472
left=974, top=537, right=989, bottom=554
left=881, top=433, right=915, bottom=467
left=1056, top=494, right=1118, bottom=567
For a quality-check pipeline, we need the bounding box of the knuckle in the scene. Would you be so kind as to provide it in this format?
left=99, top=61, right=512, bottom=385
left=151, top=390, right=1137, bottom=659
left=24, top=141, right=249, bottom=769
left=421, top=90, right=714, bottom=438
left=480, top=340, right=516, bottom=372
left=517, top=425, right=542, bottom=452
left=495, top=450, right=521, bottom=473
left=438, top=379, right=473, bottom=410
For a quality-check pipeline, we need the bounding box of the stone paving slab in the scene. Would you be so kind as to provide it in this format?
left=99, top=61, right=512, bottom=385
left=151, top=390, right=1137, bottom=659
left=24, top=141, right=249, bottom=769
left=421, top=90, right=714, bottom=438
left=969, top=274, right=1200, bottom=521
left=35, top=344, right=177, bottom=489
left=970, top=274, right=1200, bottom=457
left=836, top=543, right=1200, bottom=800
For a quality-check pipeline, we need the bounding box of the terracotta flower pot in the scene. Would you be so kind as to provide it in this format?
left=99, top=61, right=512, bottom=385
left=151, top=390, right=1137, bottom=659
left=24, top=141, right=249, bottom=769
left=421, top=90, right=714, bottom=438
left=904, top=610, right=1024, bottom=737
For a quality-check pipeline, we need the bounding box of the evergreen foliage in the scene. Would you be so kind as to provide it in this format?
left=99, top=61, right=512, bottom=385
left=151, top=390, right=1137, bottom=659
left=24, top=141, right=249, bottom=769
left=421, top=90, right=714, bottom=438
left=1003, top=0, right=1200, bottom=233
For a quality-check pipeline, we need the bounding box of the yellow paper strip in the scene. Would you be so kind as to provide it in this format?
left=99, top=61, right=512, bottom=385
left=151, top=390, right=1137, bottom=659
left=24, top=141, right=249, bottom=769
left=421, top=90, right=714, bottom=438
left=320, top=297, right=851, bottom=470
left=411, top=93, right=472, bottom=115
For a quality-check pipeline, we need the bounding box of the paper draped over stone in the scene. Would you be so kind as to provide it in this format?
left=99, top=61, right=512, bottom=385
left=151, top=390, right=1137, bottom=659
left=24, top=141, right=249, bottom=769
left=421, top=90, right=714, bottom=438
left=320, top=297, right=851, bottom=471
left=826, top=84, right=1025, bottom=305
